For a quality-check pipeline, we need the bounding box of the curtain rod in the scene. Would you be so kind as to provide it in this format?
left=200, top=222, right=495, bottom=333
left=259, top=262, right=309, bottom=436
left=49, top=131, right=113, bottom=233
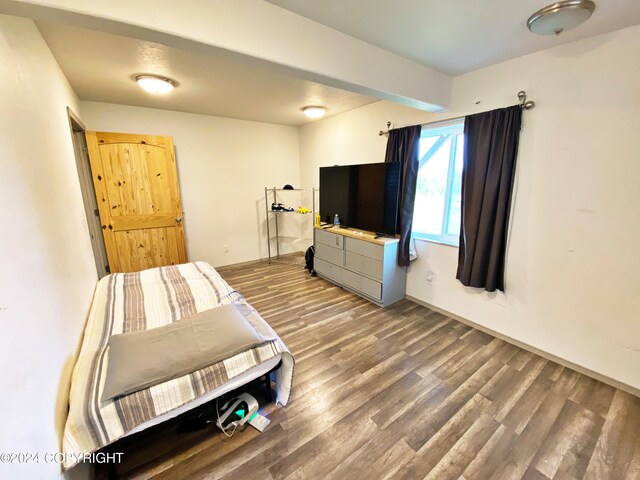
left=378, top=90, right=535, bottom=136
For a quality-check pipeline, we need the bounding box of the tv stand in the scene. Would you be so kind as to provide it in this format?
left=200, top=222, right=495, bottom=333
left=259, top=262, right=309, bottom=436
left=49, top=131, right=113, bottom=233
left=313, top=226, right=407, bottom=307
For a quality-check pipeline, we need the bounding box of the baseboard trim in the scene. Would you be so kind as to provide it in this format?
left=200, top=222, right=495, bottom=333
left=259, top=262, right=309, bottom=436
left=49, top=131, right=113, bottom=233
left=216, top=252, right=304, bottom=270
left=215, top=258, right=265, bottom=270
left=406, top=295, right=640, bottom=398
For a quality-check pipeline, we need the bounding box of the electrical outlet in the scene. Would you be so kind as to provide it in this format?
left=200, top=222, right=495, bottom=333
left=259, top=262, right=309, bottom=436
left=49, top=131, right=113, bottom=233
left=426, top=270, right=435, bottom=284
left=224, top=244, right=229, bottom=253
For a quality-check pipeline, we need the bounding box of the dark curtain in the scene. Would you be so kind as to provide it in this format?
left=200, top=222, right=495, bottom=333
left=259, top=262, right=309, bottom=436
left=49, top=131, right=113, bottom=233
left=384, top=125, right=421, bottom=266
left=457, top=105, right=522, bottom=292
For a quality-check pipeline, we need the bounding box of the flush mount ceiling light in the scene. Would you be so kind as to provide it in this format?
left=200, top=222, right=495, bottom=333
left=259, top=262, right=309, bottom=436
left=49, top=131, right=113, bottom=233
left=302, top=106, right=327, bottom=119
left=135, top=75, right=176, bottom=94
left=527, top=0, right=596, bottom=36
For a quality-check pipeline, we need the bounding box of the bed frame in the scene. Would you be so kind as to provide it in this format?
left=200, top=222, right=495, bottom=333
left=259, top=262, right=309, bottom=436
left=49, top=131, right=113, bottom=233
left=99, top=360, right=281, bottom=479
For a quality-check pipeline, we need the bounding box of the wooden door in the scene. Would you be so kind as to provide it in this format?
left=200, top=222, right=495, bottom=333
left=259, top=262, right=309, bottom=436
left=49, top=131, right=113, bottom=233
left=86, top=132, right=187, bottom=273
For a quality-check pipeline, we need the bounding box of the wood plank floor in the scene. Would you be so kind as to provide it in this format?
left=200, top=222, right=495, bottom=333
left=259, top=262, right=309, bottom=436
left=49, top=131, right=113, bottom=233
left=103, top=260, right=640, bottom=480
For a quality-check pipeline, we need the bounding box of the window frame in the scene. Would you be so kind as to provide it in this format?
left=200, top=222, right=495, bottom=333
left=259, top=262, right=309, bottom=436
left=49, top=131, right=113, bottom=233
left=412, top=120, right=464, bottom=247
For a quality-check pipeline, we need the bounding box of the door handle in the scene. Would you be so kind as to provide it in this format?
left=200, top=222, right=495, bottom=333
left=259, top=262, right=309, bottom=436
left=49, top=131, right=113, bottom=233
left=176, top=216, right=183, bottom=223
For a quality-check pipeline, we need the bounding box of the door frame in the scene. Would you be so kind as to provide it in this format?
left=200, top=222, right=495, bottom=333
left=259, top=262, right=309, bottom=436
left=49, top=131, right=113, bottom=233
left=67, top=107, right=110, bottom=278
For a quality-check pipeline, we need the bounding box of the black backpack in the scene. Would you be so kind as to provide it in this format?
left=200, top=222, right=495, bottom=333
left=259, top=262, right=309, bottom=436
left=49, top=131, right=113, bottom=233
left=304, top=246, right=316, bottom=275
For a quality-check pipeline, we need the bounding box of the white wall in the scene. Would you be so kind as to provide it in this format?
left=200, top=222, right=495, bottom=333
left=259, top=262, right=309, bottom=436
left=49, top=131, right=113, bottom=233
left=0, top=15, right=97, bottom=479
left=299, top=101, right=436, bottom=188
left=299, top=25, right=640, bottom=391
left=80, top=101, right=304, bottom=267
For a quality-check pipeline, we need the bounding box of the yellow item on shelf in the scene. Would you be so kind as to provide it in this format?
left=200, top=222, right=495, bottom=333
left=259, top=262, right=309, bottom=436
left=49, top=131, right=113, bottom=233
left=297, top=207, right=311, bottom=214
left=315, top=212, right=321, bottom=226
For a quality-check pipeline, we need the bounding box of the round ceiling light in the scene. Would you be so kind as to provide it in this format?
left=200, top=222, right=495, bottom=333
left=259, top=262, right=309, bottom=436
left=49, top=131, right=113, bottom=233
left=302, top=106, right=327, bottom=119
left=135, top=75, right=176, bottom=94
left=527, top=0, right=596, bottom=36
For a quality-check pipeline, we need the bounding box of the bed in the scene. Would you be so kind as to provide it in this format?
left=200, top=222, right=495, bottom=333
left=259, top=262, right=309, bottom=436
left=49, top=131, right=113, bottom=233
left=62, top=261, right=294, bottom=470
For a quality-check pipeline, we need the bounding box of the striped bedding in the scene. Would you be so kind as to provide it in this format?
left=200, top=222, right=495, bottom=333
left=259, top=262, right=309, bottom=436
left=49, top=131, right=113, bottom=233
left=62, top=262, right=294, bottom=470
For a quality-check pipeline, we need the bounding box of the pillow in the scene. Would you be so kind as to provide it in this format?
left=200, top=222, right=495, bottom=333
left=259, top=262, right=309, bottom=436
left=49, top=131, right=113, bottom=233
left=101, top=303, right=273, bottom=401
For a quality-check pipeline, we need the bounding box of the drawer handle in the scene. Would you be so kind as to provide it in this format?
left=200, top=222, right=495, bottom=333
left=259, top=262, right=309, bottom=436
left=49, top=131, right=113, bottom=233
left=336, top=237, right=339, bottom=246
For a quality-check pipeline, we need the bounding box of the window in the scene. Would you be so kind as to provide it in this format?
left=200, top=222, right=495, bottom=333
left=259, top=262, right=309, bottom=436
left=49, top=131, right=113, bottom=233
left=412, top=121, right=464, bottom=246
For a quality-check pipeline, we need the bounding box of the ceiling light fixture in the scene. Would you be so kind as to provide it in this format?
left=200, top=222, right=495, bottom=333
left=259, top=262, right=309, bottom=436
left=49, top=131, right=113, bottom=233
left=302, top=106, right=327, bottom=119
left=135, top=74, right=176, bottom=94
left=527, top=0, right=596, bottom=36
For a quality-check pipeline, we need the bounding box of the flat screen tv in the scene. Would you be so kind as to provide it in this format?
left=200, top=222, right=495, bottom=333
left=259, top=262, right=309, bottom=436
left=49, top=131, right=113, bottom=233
left=319, top=162, right=401, bottom=236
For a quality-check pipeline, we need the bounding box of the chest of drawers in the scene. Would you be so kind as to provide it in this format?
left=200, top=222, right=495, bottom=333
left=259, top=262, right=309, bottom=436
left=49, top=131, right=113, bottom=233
left=314, top=227, right=406, bottom=307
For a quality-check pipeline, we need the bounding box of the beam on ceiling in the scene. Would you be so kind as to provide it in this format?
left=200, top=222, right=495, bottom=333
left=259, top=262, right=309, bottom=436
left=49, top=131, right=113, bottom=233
left=0, top=0, right=452, bottom=111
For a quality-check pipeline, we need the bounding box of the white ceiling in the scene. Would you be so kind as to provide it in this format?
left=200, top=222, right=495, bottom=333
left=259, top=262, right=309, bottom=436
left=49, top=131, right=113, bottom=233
left=36, top=22, right=377, bottom=127
left=36, top=1, right=640, bottom=125
left=266, top=0, right=640, bottom=75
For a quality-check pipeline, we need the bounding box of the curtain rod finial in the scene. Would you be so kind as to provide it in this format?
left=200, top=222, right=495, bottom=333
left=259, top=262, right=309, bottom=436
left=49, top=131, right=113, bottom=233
left=518, top=91, right=535, bottom=110
left=379, top=121, right=392, bottom=136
